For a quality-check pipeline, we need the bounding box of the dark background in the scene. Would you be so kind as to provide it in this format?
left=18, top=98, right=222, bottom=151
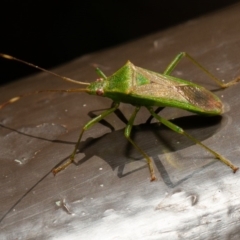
left=1, top=1, right=239, bottom=85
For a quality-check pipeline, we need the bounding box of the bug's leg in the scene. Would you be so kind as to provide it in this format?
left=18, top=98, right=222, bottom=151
left=147, top=106, right=239, bottom=173
left=145, top=107, right=164, bottom=124
left=88, top=101, right=128, bottom=132
left=52, top=102, right=120, bottom=175
left=95, top=68, right=107, bottom=79
left=163, top=52, right=240, bottom=88
left=124, top=106, right=156, bottom=181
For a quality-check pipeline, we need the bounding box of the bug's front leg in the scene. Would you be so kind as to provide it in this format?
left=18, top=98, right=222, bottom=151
left=52, top=102, right=120, bottom=175
left=147, top=107, right=239, bottom=173
left=124, top=106, right=156, bottom=181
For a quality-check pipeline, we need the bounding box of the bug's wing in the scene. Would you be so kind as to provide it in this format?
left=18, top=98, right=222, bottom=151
left=173, top=84, right=222, bottom=113
left=132, top=67, right=222, bottom=115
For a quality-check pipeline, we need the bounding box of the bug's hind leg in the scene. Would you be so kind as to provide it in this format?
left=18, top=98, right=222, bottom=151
left=124, top=106, right=156, bottom=181
left=147, top=106, right=239, bottom=173
left=163, top=52, right=240, bottom=88
left=52, top=102, right=120, bottom=175
left=145, top=107, right=164, bottom=124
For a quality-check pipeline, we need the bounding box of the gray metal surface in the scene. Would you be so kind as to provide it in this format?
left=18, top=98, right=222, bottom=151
left=1, top=4, right=240, bottom=240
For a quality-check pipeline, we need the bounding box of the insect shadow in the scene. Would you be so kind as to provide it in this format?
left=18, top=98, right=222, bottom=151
left=69, top=111, right=222, bottom=186
left=0, top=109, right=222, bottom=186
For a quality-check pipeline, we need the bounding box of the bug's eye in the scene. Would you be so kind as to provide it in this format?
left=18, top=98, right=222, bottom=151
left=96, top=78, right=103, bottom=82
left=96, top=88, right=104, bottom=96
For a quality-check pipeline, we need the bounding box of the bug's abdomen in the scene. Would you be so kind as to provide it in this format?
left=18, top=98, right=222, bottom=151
left=130, top=83, right=223, bottom=115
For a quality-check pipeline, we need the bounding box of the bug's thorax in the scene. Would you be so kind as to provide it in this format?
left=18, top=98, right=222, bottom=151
left=86, top=61, right=136, bottom=97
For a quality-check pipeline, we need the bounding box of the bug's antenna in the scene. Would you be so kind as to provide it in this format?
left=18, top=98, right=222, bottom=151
left=0, top=53, right=90, bottom=86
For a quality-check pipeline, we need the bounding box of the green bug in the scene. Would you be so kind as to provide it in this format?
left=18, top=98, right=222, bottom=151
left=0, top=52, right=239, bottom=181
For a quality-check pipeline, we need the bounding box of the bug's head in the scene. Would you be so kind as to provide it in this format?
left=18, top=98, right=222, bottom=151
left=86, top=78, right=107, bottom=96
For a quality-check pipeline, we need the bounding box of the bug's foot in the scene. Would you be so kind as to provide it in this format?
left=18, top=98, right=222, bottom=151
left=221, top=76, right=240, bottom=88
left=150, top=175, right=157, bottom=181
left=233, top=166, right=239, bottom=173
left=52, top=167, right=63, bottom=176
left=52, top=158, right=74, bottom=176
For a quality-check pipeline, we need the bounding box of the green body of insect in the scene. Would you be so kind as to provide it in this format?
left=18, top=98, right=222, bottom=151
left=0, top=52, right=239, bottom=181
left=87, top=60, right=222, bottom=115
